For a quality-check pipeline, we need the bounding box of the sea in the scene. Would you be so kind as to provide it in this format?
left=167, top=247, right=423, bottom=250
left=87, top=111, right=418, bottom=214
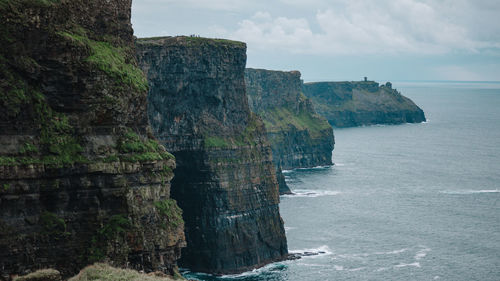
left=183, top=81, right=500, bottom=281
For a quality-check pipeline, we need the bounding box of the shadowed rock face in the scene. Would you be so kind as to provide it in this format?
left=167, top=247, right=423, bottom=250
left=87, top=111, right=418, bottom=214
left=245, top=69, right=334, bottom=194
left=302, top=81, right=426, bottom=128
left=0, top=0, right=185, bottom=279
left=136, top=37, right=288, bottom=275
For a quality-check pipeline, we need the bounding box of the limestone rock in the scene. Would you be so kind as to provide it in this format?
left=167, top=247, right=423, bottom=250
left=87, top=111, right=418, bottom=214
left=302, top=81, right=426, bottom=127
left=0, top=0, right=185, bottom=278
left=137, top=36, right=288, bottom=275
left=245, top=69, right=334, bottom=188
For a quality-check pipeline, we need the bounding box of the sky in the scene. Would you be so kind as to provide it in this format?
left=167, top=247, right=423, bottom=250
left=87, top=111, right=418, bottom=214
left=132, top=0, right=500, bottom=82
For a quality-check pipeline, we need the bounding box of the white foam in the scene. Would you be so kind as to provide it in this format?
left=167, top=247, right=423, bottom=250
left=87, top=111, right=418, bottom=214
left=348, top=267, right=366, bottom=272
left=296, top=165, right=331, bottom=170
left=334, top=163, right=345, bottom=166
left=284, top=226, right=296, bottom=231
left=282, top=189, right=341, bottom=198
left=415, top=247, right=431, bottom=260
left=440, top=189, right=499, bottom=195
left=297, top=263, right=324, bottom=267
left=337, top=248, right=408, bottom=259
left=218, top=262, right=286, bottom=279
left=374, top=248, right=409, bottom=255
left=289, top=245, right=333, bottom=258
left=394, top=262, right=421, bottom=268
left=333, top=265, right=344, bottom=271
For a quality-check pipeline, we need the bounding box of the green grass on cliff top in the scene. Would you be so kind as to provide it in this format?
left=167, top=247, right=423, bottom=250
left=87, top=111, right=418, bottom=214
left=59, top=31, right=148, bottom=92
left=68, top=263, right=177, bottom=281
left=137, top=36, right=246, bottom=48
left=262, top=107, right=331, bottom=139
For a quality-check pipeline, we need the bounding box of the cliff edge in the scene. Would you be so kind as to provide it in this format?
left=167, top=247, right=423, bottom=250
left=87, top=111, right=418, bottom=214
left=0, top=0, right=185, bottom=278
left=245, top=69, right=334, bottom=192
left=137, top=37, right=288, bottom=275
left=302, top=81, right=426, bottom=127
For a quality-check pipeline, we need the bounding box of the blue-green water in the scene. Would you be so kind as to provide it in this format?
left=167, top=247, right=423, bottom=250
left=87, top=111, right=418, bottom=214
left=184, top=82, right=500, bottom=281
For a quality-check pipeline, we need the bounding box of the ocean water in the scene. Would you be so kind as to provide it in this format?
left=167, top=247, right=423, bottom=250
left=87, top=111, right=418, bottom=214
left=183, top=82, right=500, bottom=281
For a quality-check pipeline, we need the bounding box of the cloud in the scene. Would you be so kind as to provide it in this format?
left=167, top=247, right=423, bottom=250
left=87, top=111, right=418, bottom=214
left=226, top=0, right=500, bottom=55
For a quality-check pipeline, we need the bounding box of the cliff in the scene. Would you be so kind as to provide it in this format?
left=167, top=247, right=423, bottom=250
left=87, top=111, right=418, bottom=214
left=245, top=69, right=334, bottom=187
left=302, top=81, right=426, bottom=127
left=0, top=0, right=185, bottom=279
left=136, top=37, right=288, bottom=274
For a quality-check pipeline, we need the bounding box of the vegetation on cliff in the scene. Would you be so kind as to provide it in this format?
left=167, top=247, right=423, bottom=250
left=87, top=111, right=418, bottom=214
left=0, top=0, right=185, bottom=278
left=137, top=36, right=288, bottom=275
left=302, top=81, right=426, bottom=127
left=245, top=68, right=334, bottom=173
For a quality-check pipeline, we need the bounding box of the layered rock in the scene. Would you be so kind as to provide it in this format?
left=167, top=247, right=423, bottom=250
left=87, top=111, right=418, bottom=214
left=245, top=69, right=334, bottom=193
left=0, top=0, right=185, bottom=279
left=302, top=81, right=426, bottom=127
left=136, top=37, right=288, bottom=274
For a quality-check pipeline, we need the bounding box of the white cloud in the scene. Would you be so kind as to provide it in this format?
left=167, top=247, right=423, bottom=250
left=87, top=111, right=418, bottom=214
left=225, top=0, right=500, bottom=55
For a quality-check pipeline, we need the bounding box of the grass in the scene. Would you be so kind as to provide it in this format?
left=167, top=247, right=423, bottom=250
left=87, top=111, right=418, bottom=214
left=261, top=106, right=331, bottom=139
left=154, top=199, right=183, bottom=229
left=40, top=211, right=70, bottom=238
left=0, top=90, right=88, bottom=167
left=183, top=36, right=246, bottom=48
left=204, top=136, right=230, bottom=148
left=69, top=263, right=177, bottom=281
left=59, top=31, right=148, bottom=92
left=88, top=215, right=130, bottom=262
left=204, top=113, right=261, bottom=148
left=13, top=269, right=61, bottom=281
left=116, top=129, right=175, bottom=163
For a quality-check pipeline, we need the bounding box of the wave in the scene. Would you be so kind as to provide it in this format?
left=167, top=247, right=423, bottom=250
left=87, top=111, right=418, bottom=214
left=394, top=262, right=421, bottom=268
left=282, top=189, right=341, bottom=198
left=289, top=245, right=333, bottom=258
left=222, top=265, right=285, bottom=279
left=415, top=246, right=431, bottom=260
left=281, top=166, right=331, bottom=174
left=179, top=262, right=288, bottom=280
left=439, top=189, right=499, bottom=195
left=333, top=265, right=366, bottom=272
left=374, top=248, right=409, bottom=255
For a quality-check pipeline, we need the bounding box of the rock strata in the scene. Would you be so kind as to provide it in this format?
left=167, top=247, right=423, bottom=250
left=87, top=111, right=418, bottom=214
left=245, top=68, right=334, bottom=194
left=136, top=37, right=288, bottom=275
left=302, top=81, right=426, bottom=127
left=0, top=0, right=185, bottom=279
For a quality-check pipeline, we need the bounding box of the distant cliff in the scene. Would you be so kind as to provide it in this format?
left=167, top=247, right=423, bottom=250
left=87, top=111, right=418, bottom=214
left=245, top=69, right=334, bottom=193
left=302, top=81, right=426, bottom=127
left=0, top=0, right=184, bottom=279
left=136, top=37, right=288, bottom=275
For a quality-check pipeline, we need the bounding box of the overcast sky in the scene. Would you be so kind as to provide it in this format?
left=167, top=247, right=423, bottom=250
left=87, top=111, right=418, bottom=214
left=132, top=0, right=500, bottom=82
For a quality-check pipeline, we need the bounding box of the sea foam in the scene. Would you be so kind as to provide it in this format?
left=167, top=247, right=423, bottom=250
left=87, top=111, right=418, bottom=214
left=282, top=189, right=341, bottom=198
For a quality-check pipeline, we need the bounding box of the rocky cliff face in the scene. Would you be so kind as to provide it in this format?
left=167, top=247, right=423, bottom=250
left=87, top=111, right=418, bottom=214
left=0, top=0, right=185, bottom=279
left=302, top=81, right=426, bottom=127
left=136, top=37, right=288, bottom=275
left=245, top=69, right=334, bottom=181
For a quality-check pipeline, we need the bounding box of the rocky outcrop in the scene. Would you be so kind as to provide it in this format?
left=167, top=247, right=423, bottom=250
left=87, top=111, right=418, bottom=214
left=302, top=81, right=426, bottom=127
left=0, top=0, right=185, bottom=279
left=136, top=37, right=288, bottom=275
left=245, top=69, right=334, bottom=191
